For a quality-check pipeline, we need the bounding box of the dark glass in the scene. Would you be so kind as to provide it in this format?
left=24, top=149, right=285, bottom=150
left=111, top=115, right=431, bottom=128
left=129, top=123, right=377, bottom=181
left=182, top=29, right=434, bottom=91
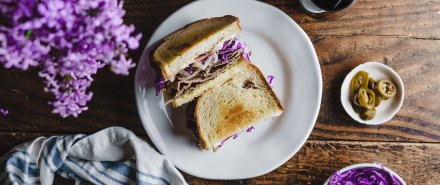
left=311, top=0, right=353, bottom=11
left=300, top=0, right=358, bottom=20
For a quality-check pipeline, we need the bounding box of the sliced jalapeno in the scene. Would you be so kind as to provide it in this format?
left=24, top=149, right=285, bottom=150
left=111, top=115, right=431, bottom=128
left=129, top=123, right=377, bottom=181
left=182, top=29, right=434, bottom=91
left=360, top=108, right=376, bottom=120
left=375, top=80, right=397, bottom=100
left=368, top=77, right=375, bottom=90
left=358, top=87, right=375, bottom=110
left=352, top=94, right=366, bottom=113
left=374, top=96, right=382, bottom=107
left=350, top=71, right=369, bottom=94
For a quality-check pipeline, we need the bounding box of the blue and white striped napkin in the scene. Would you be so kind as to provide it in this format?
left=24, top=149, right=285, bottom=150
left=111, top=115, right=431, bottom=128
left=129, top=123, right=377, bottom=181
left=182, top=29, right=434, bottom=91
left=0, top=127, right=187, bottom=185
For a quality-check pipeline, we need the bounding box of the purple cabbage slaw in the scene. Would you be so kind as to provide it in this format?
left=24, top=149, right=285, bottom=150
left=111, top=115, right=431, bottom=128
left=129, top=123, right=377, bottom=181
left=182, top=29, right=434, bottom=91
left=218, top=36, right=251, bottom=62
left=154, top=36, right=251, bottom=96
left=154, top=76, right=166, bottom=96
left=329, top=166, right=403, bottom=185
left=217, top=126, right=254, bottom=148
left=267, top=75, right=275, bottom=85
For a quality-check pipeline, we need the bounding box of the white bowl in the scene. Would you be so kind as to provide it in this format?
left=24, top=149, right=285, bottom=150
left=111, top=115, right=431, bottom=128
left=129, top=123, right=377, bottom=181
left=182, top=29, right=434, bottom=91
left=340, top=62, right=404, bottom=125
left=324, top=163, right=406, bottom=185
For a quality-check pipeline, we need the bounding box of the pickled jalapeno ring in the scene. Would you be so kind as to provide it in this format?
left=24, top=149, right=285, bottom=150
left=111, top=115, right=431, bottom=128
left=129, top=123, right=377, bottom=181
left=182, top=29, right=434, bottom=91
left=360, top=108, right=376, bottom=121
left=353, top=106, right=366, bottom=114
left=368, top=77, right=375, bottom=90
left=358, top=87, right=375, bottom=110
left=353, top=94, right=366, bottom=113
left=353, top=94, right=361, bottom=107
left=348, top=70, right=399, bottom=121
left=374, top=96, right=382, bottom=107
left=375, top=79, right=397, bottom=99
left=350, top=71, right=369, bottom=94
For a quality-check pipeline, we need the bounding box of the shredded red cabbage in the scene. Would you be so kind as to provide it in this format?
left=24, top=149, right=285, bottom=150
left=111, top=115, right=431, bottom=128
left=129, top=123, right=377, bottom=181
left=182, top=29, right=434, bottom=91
left=246, top=126, right=255, bottom=132
left=184, top=64, right=194, bottom=74
left=218, top=136, right=231, bottom=148
left=217, top=126, right=255, bottom=148
left=267, top=75, right=275, bottom=85
left=154, top=76, right=165, bottom=96
left=153, top=36, right=251, bottom=96
left=233, top=133, right=239, bottom=139
left=329, top=167, right=403, bottom=185
left=218, top=36, right=251, bottom=63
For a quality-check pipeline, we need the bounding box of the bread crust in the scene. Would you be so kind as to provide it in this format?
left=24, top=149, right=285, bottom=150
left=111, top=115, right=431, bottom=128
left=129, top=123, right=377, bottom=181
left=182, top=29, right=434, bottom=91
left=151, top=15, right=241, bottom=80
left=194, top=99, right=209, bottom=149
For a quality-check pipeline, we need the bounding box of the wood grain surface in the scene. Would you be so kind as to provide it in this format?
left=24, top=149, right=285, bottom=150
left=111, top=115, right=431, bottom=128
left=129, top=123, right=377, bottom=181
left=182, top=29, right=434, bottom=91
left=185, top=140, right=440, bottom=185
left=1, top=133, right=438, bottom=184
left=0, top=0, right=439, bottom=184
left=277, top=0, right=440, bottom=39
left=311, top=35, right=440, bottom=142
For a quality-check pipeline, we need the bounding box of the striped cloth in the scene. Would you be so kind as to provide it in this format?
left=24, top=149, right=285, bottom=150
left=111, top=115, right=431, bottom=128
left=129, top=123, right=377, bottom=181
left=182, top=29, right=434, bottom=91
left=0, top=127, right=187, bottom=185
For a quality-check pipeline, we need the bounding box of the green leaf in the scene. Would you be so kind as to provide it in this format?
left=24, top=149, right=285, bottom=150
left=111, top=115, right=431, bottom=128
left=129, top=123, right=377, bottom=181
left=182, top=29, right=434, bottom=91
left=25, top=30, right=32, bottom=39
left=64, top=75, right=72, bottom=82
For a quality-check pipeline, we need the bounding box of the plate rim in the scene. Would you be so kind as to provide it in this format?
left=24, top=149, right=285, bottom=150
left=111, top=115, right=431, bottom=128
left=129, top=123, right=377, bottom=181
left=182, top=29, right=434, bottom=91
left=134, top=0, right=323, bottom=179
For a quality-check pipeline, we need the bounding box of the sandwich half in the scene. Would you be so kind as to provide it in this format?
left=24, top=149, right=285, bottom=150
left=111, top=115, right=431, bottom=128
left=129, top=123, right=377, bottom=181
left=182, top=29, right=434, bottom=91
left=152, top=15, right=251, bottom=107
left=192, top=57, right=284, bottom=151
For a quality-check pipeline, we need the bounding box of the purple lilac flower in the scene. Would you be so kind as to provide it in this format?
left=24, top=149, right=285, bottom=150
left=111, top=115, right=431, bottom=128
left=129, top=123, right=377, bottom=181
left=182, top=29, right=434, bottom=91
left=0, top=108, right=8, bottom=117
left=0, top=0, right=141, bottom=118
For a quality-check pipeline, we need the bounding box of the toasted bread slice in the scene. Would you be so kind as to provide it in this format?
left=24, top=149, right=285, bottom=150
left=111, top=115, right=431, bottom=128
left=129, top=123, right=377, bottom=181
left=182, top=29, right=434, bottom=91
left=152, top=15, right=241, bottom=81
left=194, top=60, right=284, bottom=150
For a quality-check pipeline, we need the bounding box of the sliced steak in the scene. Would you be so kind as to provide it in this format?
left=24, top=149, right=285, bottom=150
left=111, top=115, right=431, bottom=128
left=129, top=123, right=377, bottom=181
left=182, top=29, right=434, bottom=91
left=169, top=50, right=243, bottom=98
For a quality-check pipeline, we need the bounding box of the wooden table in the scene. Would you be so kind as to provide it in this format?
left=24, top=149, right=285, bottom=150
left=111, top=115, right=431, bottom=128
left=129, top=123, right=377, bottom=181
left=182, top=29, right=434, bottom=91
left=0, top=0, right=439, bottom=184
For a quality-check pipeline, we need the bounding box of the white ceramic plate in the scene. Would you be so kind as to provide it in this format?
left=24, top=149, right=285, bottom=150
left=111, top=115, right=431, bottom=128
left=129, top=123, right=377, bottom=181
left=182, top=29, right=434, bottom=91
left=340, top=62, right=404, bottom=125
left=134, top=0, right=322, bottom=179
